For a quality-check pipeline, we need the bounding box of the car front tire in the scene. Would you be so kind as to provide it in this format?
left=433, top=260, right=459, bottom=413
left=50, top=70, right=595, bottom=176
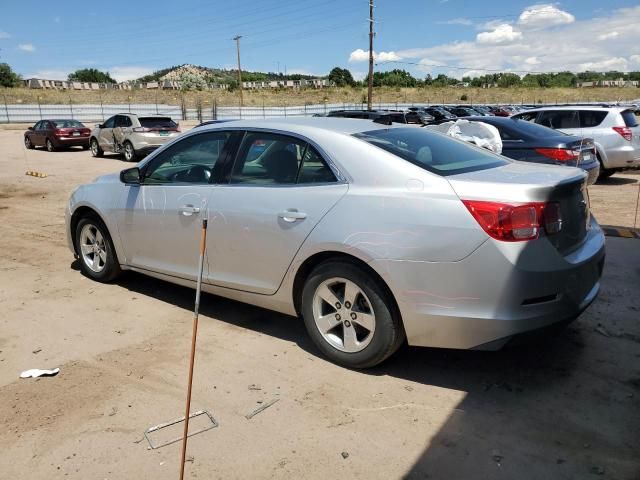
left=75, top=215, right=121, bottom=282
left=90, top=138, right=104, bottom=157
left=301, top=261, right=404, bottom=368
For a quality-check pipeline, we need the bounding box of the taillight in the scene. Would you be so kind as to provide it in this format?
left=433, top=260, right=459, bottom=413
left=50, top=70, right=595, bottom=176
left=462, top=200, right=562, bottom=242
left=53, top=129, right=65, bottom=137
left=534, top=148, right=580, bottom=162
left=612, top=126, right=632, bottom=141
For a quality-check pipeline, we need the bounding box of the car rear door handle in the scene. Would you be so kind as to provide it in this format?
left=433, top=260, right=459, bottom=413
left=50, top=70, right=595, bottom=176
left=179, top=204, right=200, bottom=216
left=278, top=210, right=307, bottom=222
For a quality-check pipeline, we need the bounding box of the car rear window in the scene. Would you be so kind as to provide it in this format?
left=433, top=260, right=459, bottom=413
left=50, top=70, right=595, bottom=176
left=579, top=110, right=608, bottom=128
left=621, top=110, right=639, bottom=127
left=139, top=117, right=178, bottom=129
left=507, top=118, right=566, bottom=137
left=353, top=128, right=509, bottom=176
left=52, top=120, right=84, bottom=128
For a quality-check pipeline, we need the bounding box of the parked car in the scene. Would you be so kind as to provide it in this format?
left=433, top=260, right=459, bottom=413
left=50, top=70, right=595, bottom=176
left=24, top=119, right=91, bottom=152
left=468, top=105, right=494, bottom=116
left=512, top=106, right=640, bottom=178
left=445, top=106, right=484, bottom=118
left=90, top=114, right=180, bottom=161
left=488, top=106, right=512, bottom=117
left=404, top=109, right=436, bottom=125
left=465, top=116, right=600, bottom=185
left=327, top=109, right=414, bottom=124
left=422, top=106, right=458, bottom=122
left=66, top=118, right=604, bottom=368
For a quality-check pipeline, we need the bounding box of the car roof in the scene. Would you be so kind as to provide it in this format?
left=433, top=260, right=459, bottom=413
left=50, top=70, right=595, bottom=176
left=515, top=105, right=627, bottom=113
left=192, top=117, right=393, bottom=136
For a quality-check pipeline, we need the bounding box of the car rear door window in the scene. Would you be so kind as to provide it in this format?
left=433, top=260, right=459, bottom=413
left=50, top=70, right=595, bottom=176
left=579, top=110, right=607, bottom=128
left=537, top=110, right=579, bottom=129
left=297, top=146, right=336, bottom=184
left=143, top=131, right=231, bottom=185
left=230, top=132, right=304, bottom=185
left=354, top=127, right=508, bottom=176
left=621, top=110, right=639, bottom=127
left=115, top=115, right=132, bottom=128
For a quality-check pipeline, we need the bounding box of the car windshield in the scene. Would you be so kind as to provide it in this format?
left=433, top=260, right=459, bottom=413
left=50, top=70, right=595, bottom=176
left=353, top=128, right=509, bottom=176
left=52, top=120, right=84, bottom=128
left=139, top=117, right=178, bottom=129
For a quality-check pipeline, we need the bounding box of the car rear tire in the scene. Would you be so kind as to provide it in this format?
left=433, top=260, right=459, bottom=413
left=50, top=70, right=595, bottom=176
left=46, top=138, right=55, bottom=152
left=75, top=215, right=122, bottom=282
left=596, top=154, right=615, bottom=180
left=24, top=136, right=34, bottom=149
left=90, top=138, right=104, bottom=157
left=123, top=141, right=137, bottom=162
left=301, top=261, right=404, bottom=368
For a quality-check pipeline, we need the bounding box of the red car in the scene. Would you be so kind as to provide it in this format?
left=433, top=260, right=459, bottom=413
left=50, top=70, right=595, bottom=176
left=24, top=119, right=91, bottom=152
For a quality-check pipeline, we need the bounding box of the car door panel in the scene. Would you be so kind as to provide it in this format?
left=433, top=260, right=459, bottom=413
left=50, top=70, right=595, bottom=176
left=206, top=183, right=348, bottom=294
left=99, top=116, right=116, bottom=152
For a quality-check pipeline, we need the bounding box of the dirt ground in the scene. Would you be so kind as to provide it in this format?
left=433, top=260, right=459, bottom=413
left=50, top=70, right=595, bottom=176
left=0, top=129, right=639, bottom=480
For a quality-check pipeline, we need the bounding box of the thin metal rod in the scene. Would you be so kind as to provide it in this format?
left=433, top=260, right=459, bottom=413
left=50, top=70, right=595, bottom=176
left=179, top=218, right=208, bottom=480
left=367, top=0, right=374, bottom=110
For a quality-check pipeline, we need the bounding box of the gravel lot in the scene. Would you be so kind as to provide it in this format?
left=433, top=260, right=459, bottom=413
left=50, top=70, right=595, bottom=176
left=0, top=129, right=639, bottom=479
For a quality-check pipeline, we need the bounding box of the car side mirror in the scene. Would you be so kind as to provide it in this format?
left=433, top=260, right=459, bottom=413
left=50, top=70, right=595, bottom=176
left=28, top=126, right=34, bottom=131
left=120, top=167, right=141, bottom=184
left=96, top=124, right=104, bottom=128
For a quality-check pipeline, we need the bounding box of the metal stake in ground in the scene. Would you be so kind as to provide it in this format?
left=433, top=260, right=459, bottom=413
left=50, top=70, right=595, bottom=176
left=179, top=218, right=208, bottom=480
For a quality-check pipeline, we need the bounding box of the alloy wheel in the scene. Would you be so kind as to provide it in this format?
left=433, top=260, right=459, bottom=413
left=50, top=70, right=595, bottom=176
left=312, top=277, right=376, bottom=353
left=79, top=223, right=107, bottom=273
left=91, top=139, right=99, bottom=156
left=124, top=143, right=134, bottom=161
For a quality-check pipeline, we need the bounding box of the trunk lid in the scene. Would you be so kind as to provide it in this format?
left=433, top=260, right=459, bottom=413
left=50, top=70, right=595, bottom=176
left=448, top=162, right=590, bottom=253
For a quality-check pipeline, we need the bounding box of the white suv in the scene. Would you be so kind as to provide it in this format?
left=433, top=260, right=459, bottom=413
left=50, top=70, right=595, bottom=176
left=90, top=114, right=181, bottom=161
left=512, top=106, right=640, bottom=178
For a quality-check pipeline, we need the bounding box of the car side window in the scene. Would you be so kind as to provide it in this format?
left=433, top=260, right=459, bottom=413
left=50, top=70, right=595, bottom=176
left=579, top=111, right=607, bottom=128
left=515, top=112, right=538, bottom=123
left=538, top=111, right=579, bottom=129
left=143, top=131, right=231, bottom=185
left=230, top=132, right=304, bottom=185
left=114, top=115, right=130, bottom=128
left=297, top=146, right=336, bottom=184
left=103, top=116, right=116, bottom=128
left=33, top=121, right=42, bottom=130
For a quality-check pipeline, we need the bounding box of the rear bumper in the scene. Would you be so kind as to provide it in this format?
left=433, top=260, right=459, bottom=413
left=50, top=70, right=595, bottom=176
left=375, top=219, right=605, bottom=350
left=53, top=136, right=90, bottom=147
left=603, top=145, right=640, bottom=169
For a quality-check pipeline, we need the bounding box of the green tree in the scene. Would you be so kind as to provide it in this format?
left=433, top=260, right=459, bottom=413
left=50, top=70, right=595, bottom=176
left=497, top=73, right=521, bottom=88
left=0, top=63, right=22, bottom=87
left=328, top=67, right=355, bottom=87
left=68, top=68, right=116, bottom=83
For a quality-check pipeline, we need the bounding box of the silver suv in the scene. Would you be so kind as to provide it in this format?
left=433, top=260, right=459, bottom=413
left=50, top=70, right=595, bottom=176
left=512, top=106, right=640, bottom=178
left=90, top=114, right=180, bottom=161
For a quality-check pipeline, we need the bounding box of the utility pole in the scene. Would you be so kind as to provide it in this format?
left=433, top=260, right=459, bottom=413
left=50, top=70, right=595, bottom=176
left=367, top=0, right=374, bottom=110
left=233, top=35, right=243, bottom=107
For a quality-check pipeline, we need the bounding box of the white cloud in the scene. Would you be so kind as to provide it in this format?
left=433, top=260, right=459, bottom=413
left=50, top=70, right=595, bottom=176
left=349, top=49, right=369, bottom=62
left=579, top=57, right=629, bottom=71
left=438, top=18, right=473, bottom=26
left=18, top=43, right=35, bottom=52
left=25, top=69, right=71, bottom=80
left=358, top=5, right=640, bottom=79
left=108, top=66, right=154, bottom=82
left=0, top=30, right=10, bottom=39
left=348, top=49, right=400, bottom=63
left=476, top=24, right=523, bottom=44
left=598, top=31, right=619, bottom=40
left=518, top=4, right=575, bottom=28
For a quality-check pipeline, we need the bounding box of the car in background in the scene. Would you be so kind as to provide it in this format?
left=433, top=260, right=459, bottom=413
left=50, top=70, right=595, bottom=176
left=328, top=109, right=422, bottom=125
left=445, top=106, right=484, bottom=118
left=67, top=117, right=604, bottom=368
left=422, top=106, right=458, bottom=123
left=465, top=116, right=600, bottom=185
left=90, top=114, right=181, bottom=162
left=488, top=106, right=513, bottom=117
left=404, top=109, right=436, bottom=125
left=469, top=105, right=494, bottom=116
left=24, top=119, right=91, bottom=152
left=512, top=106, right=640, bottom=178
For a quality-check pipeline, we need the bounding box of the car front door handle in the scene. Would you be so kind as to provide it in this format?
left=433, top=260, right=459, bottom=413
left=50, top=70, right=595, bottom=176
left=179, top=204, right=200, bottom=216
left=278, top=210, right=307, bottom=222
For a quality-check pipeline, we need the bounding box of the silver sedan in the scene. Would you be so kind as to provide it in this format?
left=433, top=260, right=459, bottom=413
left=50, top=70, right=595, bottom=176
left=66, top=118, right=605, bottom=368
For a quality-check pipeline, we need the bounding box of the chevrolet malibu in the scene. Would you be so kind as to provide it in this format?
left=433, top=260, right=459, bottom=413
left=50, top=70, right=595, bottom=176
left=66, top=118, right=605, bottom=368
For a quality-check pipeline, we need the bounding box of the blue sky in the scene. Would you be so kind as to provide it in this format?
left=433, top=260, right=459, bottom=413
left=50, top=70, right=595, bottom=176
left=1, top=0, right=639, bottom=82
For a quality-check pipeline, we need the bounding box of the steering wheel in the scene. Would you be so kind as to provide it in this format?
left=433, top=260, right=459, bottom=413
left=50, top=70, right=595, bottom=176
left=170, top=165, right=211, bottom=182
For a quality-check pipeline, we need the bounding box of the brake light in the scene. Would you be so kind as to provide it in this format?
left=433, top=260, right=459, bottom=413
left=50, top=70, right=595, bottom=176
left=534, top=148, right=580, bottom=162
left=462, top=200, right=562, bottom=242
left=612, top=126, right=632, bottom=141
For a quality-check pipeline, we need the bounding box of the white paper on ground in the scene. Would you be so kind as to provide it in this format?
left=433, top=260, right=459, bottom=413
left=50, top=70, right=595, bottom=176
left=20, top=368, right=60, bottom=378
